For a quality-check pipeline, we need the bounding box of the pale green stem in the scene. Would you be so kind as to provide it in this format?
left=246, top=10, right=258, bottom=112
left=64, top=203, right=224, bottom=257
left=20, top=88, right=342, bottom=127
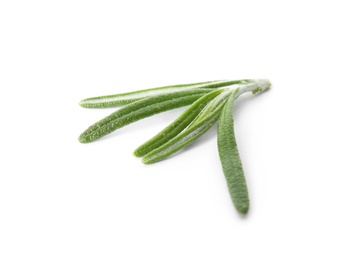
left=228, top=79, right=271, bottom=96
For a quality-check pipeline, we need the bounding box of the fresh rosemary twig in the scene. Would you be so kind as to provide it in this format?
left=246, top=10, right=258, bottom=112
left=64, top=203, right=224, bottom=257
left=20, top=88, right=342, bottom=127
left=78, top=79, right=270, bottom=215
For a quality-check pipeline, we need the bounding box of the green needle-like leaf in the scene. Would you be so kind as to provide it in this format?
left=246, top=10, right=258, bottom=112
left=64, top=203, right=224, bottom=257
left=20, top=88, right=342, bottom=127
left=189, top=89, right=232, bottom=126
left=78, top=89, right=213, bottom=143
left=133, top=89, right=226, bottom=157
left=79, top=79, right=248, bottom=108
left=217, top=89, right=249, bottom=214
left=141, top=91, right=231, bottom=164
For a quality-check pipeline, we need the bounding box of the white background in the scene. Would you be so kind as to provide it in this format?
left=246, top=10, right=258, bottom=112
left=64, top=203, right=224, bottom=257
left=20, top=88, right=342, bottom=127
left=1, top=0, right=353, bottom=259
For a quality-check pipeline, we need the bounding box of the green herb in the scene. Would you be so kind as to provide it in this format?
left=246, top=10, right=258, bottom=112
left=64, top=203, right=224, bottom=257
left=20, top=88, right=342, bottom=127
left=133, top=88, right=226, bottom=157
left=78, top=79, right=270, bottom=215
left=79, top=79, right=248, bottom=108
left=79, top=88, right=212, bottom=143
left=217, top=89, right=249, bottom=214
left=141, top=90, right=231, bottom=164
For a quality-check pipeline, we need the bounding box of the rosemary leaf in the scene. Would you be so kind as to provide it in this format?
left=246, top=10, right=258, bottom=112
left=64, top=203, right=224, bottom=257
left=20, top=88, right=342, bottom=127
left=217, top=89, right=249, bottom=214
left=79, top=79, right=248, bottom=108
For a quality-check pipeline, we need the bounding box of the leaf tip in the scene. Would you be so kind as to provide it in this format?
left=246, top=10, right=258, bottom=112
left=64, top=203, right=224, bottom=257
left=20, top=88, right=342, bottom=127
left=78, top=136, right=86, bottom=143
left=133, top=149, right=143, bottom=157
left=79, top=99, right=89, bottom=108
left=235, top=201, right=249, bottom=215
left=141, top=156, right=154, bottom=164
left=238, top=206, right=249, bottom=215
left=141, top=158, right=149, bottom=164
left=78, top=132, right=91, bottom=143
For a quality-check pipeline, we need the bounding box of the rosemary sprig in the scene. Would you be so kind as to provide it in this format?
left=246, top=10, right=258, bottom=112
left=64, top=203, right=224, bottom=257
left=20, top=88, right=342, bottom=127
left=78, top=79, right=270, bottom=215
